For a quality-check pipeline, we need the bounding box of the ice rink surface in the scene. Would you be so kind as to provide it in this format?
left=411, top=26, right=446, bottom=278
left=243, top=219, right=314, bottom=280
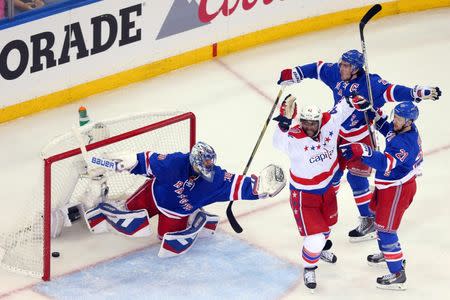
left=0, top=7, right=449, bottom=300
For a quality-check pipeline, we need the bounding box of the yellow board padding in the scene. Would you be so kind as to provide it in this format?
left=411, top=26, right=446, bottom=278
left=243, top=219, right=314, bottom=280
left=1, top=0, right=449, bottom=124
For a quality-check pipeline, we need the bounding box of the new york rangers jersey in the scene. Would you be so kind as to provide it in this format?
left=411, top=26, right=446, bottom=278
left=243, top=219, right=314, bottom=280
left=273, top=100, right=354, bottom=194
left=361, top=116, right=422, bottom=189
left=130, top=152, right=259, bottom=218
left=295, top=62, right=416, bottom=142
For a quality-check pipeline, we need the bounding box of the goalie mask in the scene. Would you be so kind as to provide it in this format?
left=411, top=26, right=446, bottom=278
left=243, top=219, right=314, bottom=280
left=189, top=141, right=217, bottom=182
left=299, top=105, right=322, bottom=138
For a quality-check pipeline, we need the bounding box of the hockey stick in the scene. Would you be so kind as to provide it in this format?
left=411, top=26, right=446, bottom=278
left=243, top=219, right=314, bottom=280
left=226, top=87, right=285, bottom=233
left=359, top=4, right=382, bottom=150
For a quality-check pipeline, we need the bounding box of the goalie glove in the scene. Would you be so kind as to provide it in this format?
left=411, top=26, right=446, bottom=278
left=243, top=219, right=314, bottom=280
left=412, top=85, right=441, bottom=102
left=256, top=164, right=286, bottom=198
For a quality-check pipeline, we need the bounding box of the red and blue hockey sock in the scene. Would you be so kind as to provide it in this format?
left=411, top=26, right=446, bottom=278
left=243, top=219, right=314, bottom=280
left=378, top=231, right=404, bottom=273
left=347, top=173, right=373, bottom=217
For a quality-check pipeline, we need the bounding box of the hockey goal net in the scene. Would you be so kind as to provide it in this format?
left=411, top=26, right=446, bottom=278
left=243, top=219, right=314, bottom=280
left=0, top=111, right=195, bottom=280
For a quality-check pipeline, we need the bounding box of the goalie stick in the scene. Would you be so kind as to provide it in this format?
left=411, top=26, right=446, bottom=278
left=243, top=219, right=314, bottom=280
left=72, top=126, right=118, bottom=172
left=359, top=4, right=382, bottom=150
left=226, top=87, right=285, bottom=233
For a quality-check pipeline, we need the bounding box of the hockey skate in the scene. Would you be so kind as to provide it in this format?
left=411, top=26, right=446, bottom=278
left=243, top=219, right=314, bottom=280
left=319, top=239, right=337, bottom=263
left=303, top=266, right=317, bottom=291
left=320, top=250, right=337, bottom=263
left=367, top=252, right=385, bottom=266
left=367, top=252, right=406, bottom=269
left=376, top=269, right=407, bottom=290
left=348, top=216, right=376, bottom=242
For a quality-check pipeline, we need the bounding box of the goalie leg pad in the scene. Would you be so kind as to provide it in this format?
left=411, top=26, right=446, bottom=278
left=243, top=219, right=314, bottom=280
left=99, top=203, right=151, bottom=237
left=158, top=211, right=207, bottom=258
left=84, top=203, right=151, bottom=237
left=84, top=205, right=109, bottom=234
left=188, top=209, right=220, bottom=237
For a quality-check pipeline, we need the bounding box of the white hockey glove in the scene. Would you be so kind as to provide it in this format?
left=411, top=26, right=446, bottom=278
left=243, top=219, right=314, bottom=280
left=103, top=151, right=138, bottom=172
left=257, top=164, right=286, bottom=198
left=284, top=94, right=297, bottom=119
left=412, top=85, right=441, bottom=102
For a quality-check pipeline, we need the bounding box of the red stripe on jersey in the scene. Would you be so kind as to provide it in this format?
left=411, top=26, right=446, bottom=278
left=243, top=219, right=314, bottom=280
left=290, top=159, right=339, bottom=186
left=385, top=152, right=396, bottom=172
left=288, top=125, right=307, bottom=139
left=385, top=84, right=395, bottom=102
left=145, top=151, right=151, bottom=173
left=321, top=112, right=331, bottom=126
left=233, top=175, right=244, bottom=200
left=339, top=124, right=368, bottom=138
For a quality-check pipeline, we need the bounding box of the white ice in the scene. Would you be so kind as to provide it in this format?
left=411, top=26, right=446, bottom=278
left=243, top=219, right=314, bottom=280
left=0, top=7, right=449, bottom=300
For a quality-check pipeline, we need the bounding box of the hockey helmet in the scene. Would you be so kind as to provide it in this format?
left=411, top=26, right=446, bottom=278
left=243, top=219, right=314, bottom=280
left=340, top=49, right=364, bottom=71
left=299, top=105, right=322, bottom=138
left=393, top=102, right=419, bottom=122
left=190, top=141, right=217, bottom=182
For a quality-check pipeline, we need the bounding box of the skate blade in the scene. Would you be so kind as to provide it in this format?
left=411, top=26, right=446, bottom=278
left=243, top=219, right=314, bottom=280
left=376, top=282, right=407, bottom=291
left=349, top=232, right=377, bottom=243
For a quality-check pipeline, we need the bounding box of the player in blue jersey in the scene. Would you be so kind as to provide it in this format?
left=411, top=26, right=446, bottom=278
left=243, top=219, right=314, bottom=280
left=340, top=102, right=422, bottom=290
left=87, top=141, right=286, bottom=257
left=277, top=49, right=440, bottom=242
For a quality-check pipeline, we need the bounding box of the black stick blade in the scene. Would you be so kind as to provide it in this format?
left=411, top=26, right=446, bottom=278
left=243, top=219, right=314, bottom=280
left=226, top=202, right=243, bottom=233
left=360, top=4, right=382, bottom=30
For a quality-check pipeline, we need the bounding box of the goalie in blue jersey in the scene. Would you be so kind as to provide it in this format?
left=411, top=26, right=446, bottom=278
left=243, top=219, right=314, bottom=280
left=81, top=141, right=286, bottom=257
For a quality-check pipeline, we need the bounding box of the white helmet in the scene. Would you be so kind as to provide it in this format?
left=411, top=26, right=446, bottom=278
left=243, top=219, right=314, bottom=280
left=299, top=105, right=322, bottom=122
left=299, top=105, right=322, bottom=137
left=189, top=141, right=217, bottom=182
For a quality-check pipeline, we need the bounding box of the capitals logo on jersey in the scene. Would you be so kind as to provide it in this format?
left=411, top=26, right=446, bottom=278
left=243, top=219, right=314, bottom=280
left=309, top=148, right=334, bottom=163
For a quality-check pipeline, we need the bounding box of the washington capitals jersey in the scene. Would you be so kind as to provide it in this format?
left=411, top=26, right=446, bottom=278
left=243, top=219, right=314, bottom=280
left=362, top=116, right=422, bottom=190
left=273, top=99, right=354, bottom=194
left=295, top=62, right=416, bottom=142
left=130, top=152, right=259, bottom=218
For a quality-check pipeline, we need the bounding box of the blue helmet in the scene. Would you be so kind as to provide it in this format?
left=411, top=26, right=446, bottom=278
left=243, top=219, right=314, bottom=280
left=189, top=141, right=217, bottom=182
left=394, top=102, right=419, bottom=122
left=341, top=50, right=364, bottom=71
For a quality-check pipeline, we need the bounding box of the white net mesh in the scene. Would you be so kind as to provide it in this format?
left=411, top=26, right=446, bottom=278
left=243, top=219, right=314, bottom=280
left=0, top=111, right=194, bottom=278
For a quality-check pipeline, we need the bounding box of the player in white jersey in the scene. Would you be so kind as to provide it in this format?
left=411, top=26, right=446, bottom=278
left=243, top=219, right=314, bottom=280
left=272, top=94, right=370, bottom=290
